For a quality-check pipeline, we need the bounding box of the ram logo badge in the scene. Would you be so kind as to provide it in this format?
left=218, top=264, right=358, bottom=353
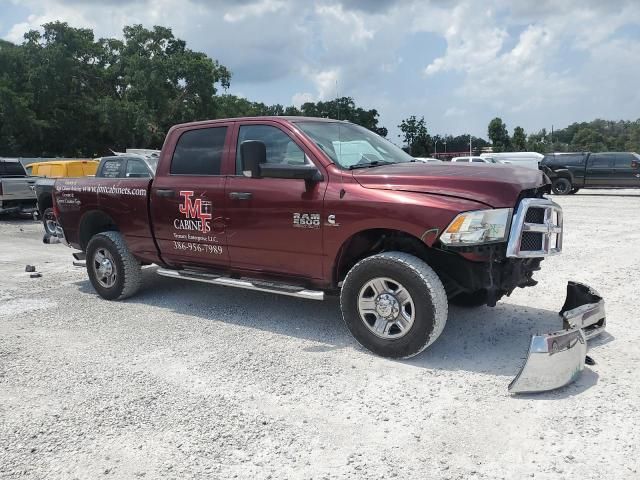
left=293, top=213, right=320, bottom=229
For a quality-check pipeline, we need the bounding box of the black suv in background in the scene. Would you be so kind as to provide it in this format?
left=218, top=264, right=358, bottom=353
left=541, top=152, right=640, bottom=194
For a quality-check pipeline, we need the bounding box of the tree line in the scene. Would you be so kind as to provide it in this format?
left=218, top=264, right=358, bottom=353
left=487, top=117, right=640, bottom=154
left=0, top=22, right=386, bottom=157
left=1, top=22, right=638, bottom=158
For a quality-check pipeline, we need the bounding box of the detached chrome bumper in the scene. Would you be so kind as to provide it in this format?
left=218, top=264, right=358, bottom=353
left=509, top=282, right=605, bottom=394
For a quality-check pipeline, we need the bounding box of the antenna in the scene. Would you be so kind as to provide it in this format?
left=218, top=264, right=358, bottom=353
left=335, top=79, right=340, bottom=121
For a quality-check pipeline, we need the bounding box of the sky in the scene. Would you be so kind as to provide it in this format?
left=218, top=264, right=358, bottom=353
left=2, top=0, right=640, bottom=143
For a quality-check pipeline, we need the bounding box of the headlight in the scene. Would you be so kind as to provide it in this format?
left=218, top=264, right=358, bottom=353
left=439, top=208, right=512, bottom=245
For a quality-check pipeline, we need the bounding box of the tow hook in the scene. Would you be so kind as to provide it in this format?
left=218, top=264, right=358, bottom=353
left=509, top=282, right=605, bottom=394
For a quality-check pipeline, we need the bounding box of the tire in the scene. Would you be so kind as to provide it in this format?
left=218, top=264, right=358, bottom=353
left=450, top=289, right=488, bottom=307
left=86, top=231, right=142, bottom=300
left=552, top=177, right=572, bottom=195
left=568, top=188, right=580, bottom=195
left=42, top=207, right=58, bottom=236
left=340, top=251, right=448, bottom=359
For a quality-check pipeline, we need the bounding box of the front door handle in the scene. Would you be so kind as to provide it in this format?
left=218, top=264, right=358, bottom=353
left=229, top=192, right=253, bottom=200
left=156, top=189, right=176, bottom=198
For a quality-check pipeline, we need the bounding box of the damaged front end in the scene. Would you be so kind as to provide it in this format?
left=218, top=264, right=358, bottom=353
left=509, top=282, right=606, bottom=394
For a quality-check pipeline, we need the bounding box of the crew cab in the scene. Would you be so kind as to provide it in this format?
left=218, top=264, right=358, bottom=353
left=541, top=152, right=640, bottom=194
left=0, top=158, right=37, bottom=215
left=46, top=116, right=580, bottom=363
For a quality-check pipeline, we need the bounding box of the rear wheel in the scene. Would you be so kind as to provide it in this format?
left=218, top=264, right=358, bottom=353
left=340, top=252, right=448, bottom=359
left=86, top=231, right=142, bottom=300
left=42, top=207, right=58, bottom=236
left=552, top=178, right=572, bottom=195
left=568, top=188, right=580, bottom=194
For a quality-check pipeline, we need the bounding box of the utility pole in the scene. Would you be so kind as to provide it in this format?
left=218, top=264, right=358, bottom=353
left=444, top=141, right=447, bottom=153
left=469, top=135, right=472, bottom=156
left=434, top=139, right=438, bottom=156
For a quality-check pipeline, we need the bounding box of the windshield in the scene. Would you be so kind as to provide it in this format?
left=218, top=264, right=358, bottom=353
left=295, top=121, right=414, bottom=169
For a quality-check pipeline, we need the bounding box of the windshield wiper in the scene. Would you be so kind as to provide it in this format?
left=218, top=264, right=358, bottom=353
left=348, top=160, right=393, bottom=170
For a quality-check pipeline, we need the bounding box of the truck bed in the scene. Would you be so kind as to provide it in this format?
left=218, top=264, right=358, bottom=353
left=53, top=177, right=159, bottom=263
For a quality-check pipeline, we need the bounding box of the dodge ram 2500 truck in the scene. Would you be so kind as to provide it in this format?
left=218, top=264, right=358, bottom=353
left=50, top=117, right=606, bottom=393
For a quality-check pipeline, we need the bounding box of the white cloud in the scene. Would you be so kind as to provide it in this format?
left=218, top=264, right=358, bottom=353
left=291, top=92, right=314, bottom=106
left=223, top=0, right=286, bottom=23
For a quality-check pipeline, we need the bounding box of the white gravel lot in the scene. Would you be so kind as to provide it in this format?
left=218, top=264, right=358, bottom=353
left=1, top=190, right=639, bottom=480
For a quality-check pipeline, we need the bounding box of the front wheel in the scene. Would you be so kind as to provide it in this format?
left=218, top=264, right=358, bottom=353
left=86, top=231, right=142, bottom=300
left=552, top=177, right=572, bottom=195
left=340, top=252, right=448, bottom=359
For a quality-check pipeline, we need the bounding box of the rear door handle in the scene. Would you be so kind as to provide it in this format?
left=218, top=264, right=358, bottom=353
left=229, top=192, right=252, bottom=200
left=156, top=189, right=176, bottom=198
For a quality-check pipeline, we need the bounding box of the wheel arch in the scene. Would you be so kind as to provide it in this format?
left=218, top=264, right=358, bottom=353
left=78, top=210, right=119, bottom=251
left=333, top=228, right=434, bottom=286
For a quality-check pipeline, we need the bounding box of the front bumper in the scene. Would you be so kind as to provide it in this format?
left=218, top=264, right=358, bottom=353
left=509, top=282, right=606, bottom=394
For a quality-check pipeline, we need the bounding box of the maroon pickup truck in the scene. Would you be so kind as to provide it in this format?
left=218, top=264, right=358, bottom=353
left=51, top=116, right=599, bottom=374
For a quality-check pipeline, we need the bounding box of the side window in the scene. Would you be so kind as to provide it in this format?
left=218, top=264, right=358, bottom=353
left=236, top=124, right=307, bottom=174
left=588, top=154, right=611, bottom=168
left=613, top=153, right=633, bottom=168
left=171, top=127, right=227, bottom=175
left=472, top=158, right=484, bottom=163
left=126, top=159, right=151, bottom=177
left=101, top=159, right=123, bottom=178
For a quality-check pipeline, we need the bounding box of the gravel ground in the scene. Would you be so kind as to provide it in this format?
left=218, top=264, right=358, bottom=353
left=1, top=190, right=639, bottom=479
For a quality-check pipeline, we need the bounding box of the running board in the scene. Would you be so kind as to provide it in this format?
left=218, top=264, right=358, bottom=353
left=156, top=268, right=325, bottom=301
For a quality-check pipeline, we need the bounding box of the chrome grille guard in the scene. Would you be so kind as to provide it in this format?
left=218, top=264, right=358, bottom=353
left=506, top=198, right=563, bottom=258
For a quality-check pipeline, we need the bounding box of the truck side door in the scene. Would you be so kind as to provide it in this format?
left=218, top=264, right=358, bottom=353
left=225, top=122, right=327, bottom=281
left=584, top=153, right=613, bottom=187
left=611, top=153, right=638, bottom=187
left=150, top=124, right=232, bottom=269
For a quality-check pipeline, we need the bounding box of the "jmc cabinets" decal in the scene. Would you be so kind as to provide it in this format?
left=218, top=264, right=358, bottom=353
left=174, top=191, right=212, bottom=233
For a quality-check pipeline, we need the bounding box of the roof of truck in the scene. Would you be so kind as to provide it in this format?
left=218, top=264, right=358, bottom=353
left=172, top=116, right=349, bottom=130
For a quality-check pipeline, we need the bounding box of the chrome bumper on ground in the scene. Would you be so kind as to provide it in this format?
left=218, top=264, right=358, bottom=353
left=509, top=282, right=606, bottom=394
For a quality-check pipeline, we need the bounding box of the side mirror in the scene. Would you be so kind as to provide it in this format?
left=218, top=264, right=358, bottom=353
left=240, top=140, right=266, bottom=178
left=632, top=160, right=639, bottom=169
left=260, top=163, right=323, bottom=182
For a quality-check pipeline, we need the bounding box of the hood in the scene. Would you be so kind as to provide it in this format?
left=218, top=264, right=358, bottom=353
left=351, top=163, right=547, bottom=207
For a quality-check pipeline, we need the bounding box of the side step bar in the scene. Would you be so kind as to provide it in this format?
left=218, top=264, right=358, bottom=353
left=156, top=268, right=325, bottom=301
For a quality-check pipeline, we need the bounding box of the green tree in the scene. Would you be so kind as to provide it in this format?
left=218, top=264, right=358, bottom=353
left=398, top=115, right=430, bottom=156
left=512, top=126, right=526, bottom=151
left=487, top=117, right=510, bottom=152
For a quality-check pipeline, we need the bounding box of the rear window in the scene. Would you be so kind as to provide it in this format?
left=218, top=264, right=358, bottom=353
left=0, top=161, right=27, bottom=177
left=100, top=159, right=123, bottom=178
left=171, top=127, right=227, bottom=175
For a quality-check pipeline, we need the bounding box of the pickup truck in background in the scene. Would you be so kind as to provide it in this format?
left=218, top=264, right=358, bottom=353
left=48, top=116, right=607, bottom=393
left=541, top=152, right=640, bottom=194
left=0, top=158, right=37, bottom=215
left=36, top=155, right=157, bottom=235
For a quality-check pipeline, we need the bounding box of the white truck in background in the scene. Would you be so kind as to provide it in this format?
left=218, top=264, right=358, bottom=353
left=480, top=152, right=544, bottom=170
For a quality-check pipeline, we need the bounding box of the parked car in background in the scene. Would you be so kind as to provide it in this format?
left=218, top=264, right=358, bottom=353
left=480, top=152, right=544, bottom=170
left=451, top=156, right=498, bottom=164
left=96, top=155, right=157, bottom=178
left=414, top=157, right=443, bottom=163
left=0, top=158, right=37, bottom=215
left=541, top=152, right=640, bottom=194
left=26, top=159, right=99, bottom=178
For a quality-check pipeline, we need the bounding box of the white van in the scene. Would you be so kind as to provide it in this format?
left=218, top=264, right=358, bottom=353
left=451, top=156, right=499, bottom=164
left=480, top=152, right=543, bottom=170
